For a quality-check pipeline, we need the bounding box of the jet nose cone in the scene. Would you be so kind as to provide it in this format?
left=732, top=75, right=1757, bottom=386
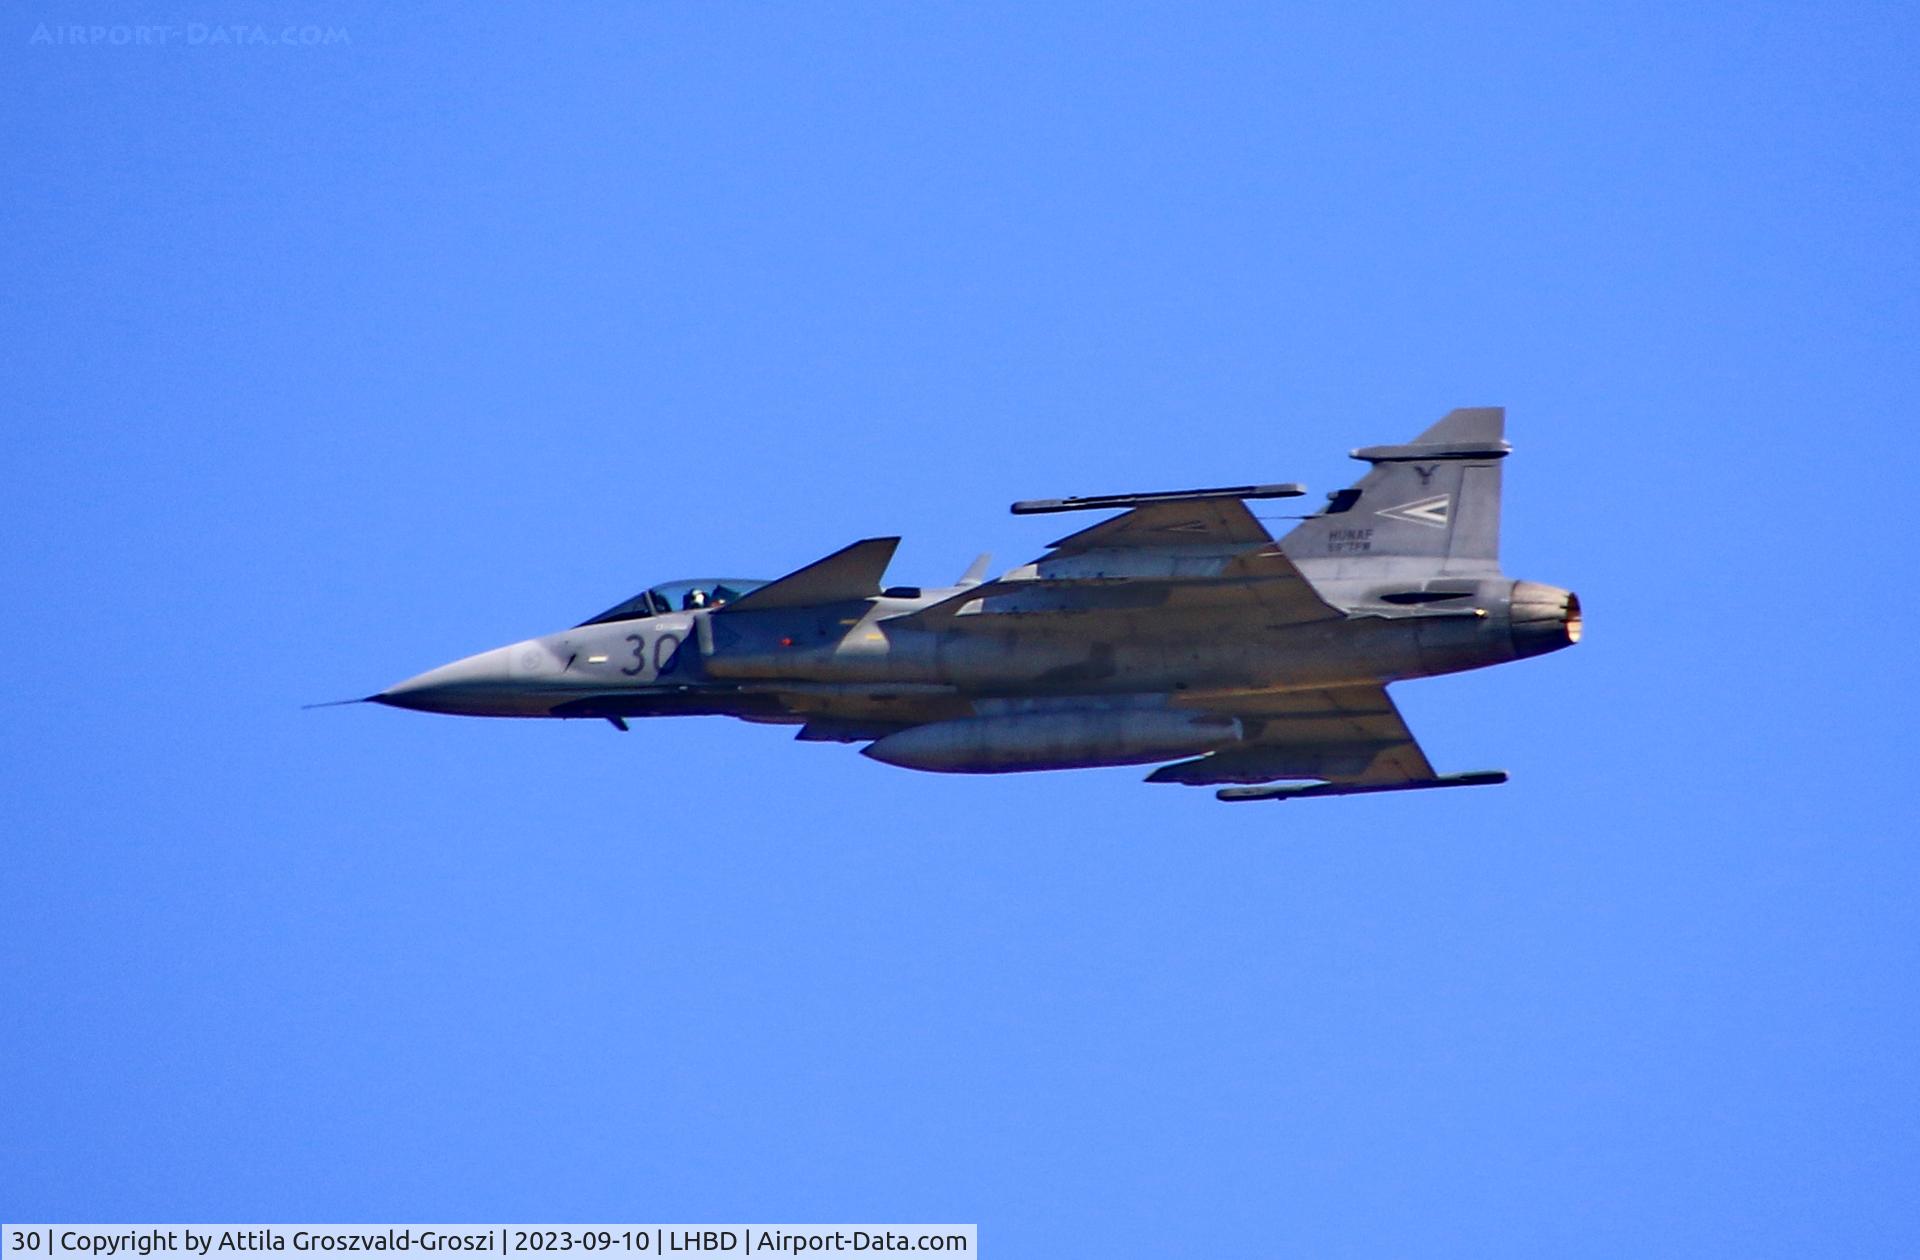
left=373, top=644, right=528, bottom=715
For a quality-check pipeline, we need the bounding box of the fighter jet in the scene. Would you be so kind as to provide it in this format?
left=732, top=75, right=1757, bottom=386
left=353, top=407, right=1578, bottom=801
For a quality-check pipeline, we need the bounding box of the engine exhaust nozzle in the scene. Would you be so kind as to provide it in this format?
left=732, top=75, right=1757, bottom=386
left=1509, top=581, right=1582, bottom=659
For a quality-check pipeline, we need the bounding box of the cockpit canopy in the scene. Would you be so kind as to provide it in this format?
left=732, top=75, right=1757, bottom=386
left=578, top=578, right=769, bottom=626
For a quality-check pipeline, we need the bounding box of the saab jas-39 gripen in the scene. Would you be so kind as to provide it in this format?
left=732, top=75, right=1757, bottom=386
left=342, top=407, right=1579, bottom=801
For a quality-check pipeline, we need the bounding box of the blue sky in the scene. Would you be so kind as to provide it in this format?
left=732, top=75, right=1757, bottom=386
left=3, top=3, right=1916, bottom=1255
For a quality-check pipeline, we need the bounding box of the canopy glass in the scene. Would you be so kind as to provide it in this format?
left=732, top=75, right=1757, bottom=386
left=578, top=578, right=768, bottom=626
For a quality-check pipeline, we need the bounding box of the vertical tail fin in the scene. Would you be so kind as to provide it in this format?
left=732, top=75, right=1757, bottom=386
left=1281, top=407, right=1509, bottom=576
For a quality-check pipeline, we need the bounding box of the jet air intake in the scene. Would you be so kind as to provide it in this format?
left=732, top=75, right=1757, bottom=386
left=1508, top=581, right=1582, bottom=659
left=863, top=710, right=1241, bottom=774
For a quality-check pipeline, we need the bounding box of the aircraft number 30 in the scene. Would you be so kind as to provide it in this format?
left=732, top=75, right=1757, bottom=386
left=622, top=633, right=681, bottom=677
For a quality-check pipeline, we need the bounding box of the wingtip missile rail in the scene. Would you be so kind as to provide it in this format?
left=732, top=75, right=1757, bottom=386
left=1011, top=483, right=1306, bottom=515
left=1216, top=771, right=1509, bottom=803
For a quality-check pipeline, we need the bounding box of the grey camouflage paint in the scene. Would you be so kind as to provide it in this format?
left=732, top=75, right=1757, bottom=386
left=365, top=408, right=1578, bottom=800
